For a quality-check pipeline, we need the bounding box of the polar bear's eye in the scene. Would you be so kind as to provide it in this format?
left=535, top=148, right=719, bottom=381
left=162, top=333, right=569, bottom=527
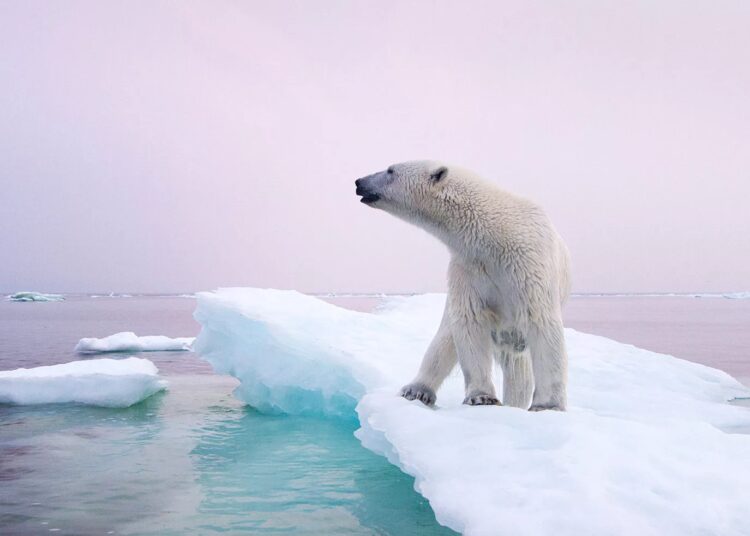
left=387, top=166, right=395, bottom=174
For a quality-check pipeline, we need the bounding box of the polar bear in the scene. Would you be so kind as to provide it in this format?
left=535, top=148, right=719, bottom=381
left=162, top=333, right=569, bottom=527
left=355, top=161, right=571, bottom=411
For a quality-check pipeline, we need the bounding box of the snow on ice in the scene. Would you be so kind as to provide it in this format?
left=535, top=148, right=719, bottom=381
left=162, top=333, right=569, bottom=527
left=194, top=288, right=750, bottom=536
left=75, top=332, right=194, bottom=353
left=0, top=357, right=167, bottom=407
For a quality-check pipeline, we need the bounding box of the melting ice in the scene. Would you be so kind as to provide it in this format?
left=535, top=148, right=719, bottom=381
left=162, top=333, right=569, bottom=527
left=0, top=357, right=167, bottom=407
left=194, top=288, right=750, bottom=536
left=75, top=332, right=194, bottom=353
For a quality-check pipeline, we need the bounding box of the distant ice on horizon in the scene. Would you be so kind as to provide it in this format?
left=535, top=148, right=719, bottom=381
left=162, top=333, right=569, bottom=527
left=571, top=291, right=750, bottom=299
left=7, top=291, right=64, bottom=302
left=723, top=291, right=750, bottom=299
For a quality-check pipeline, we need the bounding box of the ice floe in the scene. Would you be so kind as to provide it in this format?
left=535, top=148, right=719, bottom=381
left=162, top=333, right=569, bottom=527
left=194, top=288, right=750, bottom=535
left=0, top=357, right=167, bottom=407
left=194, top=288, right=437, bottom=418
left=75, top=332, right=194, bottom=353
left=7, top=291, right=65, bottom=302
left=723, top=291, right=750, bottom=299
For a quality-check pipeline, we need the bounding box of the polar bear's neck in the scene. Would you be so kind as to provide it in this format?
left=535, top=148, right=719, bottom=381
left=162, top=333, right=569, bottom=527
left=419, top=181, right=526, bottom=262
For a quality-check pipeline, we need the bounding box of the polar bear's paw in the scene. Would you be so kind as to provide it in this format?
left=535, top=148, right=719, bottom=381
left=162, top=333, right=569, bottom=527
left=529, top=403, right=564, bottom=412
left=463, top=392, right=502, bottom=406
left=400, top=383, right=437, bottom=406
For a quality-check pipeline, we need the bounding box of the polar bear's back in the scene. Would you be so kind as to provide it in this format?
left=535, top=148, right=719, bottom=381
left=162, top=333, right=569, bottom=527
left=451, top=169, right=571, bottom=308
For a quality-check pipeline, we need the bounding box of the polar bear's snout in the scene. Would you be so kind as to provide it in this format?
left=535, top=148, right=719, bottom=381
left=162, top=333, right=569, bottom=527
left=355, top=174, right=383, bottom=205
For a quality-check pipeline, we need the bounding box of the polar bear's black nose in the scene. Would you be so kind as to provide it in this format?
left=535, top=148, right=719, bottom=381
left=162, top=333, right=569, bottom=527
left=355, top=177, right=370, bottom=195
left=355, top=176, right=380, bottom=204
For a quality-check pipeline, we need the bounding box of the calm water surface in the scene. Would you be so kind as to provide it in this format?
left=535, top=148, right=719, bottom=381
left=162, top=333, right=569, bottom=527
left=1, top=295, right=749, bottom=535
left=564, top=296, right=750, bottom=384
left=0, top=296, right=454, bottom=535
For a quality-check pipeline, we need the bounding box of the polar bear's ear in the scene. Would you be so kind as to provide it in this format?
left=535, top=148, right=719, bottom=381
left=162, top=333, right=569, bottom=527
left=430, top=166, right=448, bottom=183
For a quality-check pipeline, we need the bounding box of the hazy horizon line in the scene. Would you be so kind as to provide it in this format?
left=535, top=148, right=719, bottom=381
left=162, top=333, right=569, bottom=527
left=4, top=290, right=749, bottom=298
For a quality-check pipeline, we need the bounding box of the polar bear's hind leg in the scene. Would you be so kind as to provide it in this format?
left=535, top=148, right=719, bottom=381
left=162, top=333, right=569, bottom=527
left=494, top=328, right=534, bottom=409
left=528, top=319, right=567, bottom=411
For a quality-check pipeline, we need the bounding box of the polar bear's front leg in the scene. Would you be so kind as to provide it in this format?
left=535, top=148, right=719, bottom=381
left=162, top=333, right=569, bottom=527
left=453, top=319, right=499, bottom=405
left=528, top=319, right=567, bottom=411
left=400, top=307, right=457, bottom=406
left=446, top=261, right=499, bottom=406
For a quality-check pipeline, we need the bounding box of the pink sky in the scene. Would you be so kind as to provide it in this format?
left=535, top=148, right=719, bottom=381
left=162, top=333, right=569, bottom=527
left=1, top=1, right=748, bottom=294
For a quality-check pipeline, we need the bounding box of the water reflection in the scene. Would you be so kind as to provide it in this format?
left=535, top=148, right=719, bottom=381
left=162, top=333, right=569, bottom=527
left=189, top=407, right=453, bottom=535
left=0, top=376, right=453, bottom=535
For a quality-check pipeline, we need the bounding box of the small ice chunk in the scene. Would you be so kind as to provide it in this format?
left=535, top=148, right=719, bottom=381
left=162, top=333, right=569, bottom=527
left=75, top=332, right=194, bottom=353
left=0, top=357, right=167, bottom=407
left=7, top=292, right=64, bottom=302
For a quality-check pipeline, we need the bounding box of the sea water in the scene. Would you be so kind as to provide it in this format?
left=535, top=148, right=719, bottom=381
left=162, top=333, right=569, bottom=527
left=0, top=296, right=454, bottom=535
left=1, top=374, right=454, bottom=535
left=1, top=295, right=748, bottom=534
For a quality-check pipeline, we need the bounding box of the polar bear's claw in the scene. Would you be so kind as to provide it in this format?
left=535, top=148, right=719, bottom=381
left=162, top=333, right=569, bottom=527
left=463, top=393, right=502, bottom=406
left=400, top=383, right=437, bottom=406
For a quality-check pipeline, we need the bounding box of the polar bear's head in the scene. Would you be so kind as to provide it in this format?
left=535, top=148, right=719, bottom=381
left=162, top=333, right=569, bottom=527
left=354, top=160, right=457, bottom=227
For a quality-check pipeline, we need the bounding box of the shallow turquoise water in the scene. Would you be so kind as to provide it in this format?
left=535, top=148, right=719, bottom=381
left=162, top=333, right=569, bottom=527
left=0, top=297, right=453, bottom=534
left=0, top=375, right=454, bottom=535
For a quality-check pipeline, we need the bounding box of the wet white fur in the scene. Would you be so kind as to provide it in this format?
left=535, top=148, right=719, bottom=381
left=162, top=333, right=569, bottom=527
left=360, top=160, right=571, bottom=410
